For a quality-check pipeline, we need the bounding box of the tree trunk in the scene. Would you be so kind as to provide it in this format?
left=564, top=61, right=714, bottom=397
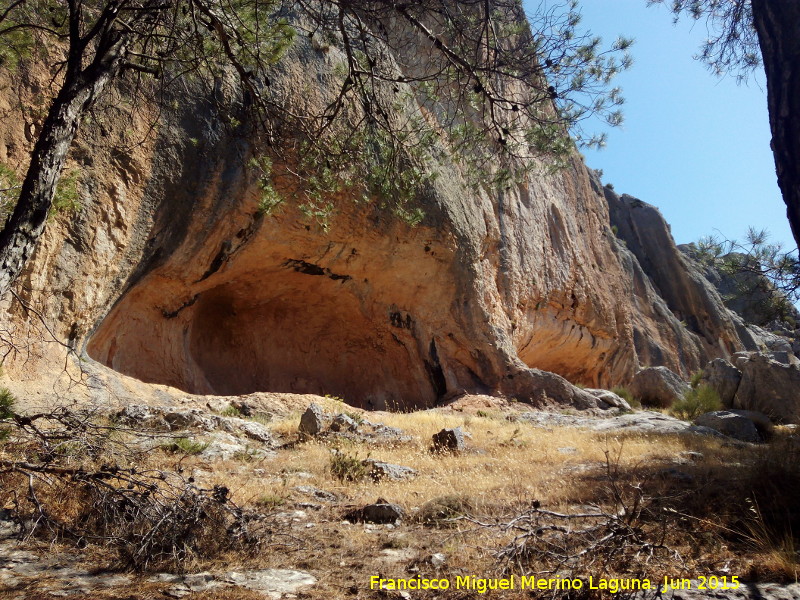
left=0, top=42, right=126, bottom=297
left=751, top=0, right=800, bottom=250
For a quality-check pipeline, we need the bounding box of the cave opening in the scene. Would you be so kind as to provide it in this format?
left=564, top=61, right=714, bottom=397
left=87, top=263, right=439, bottom=409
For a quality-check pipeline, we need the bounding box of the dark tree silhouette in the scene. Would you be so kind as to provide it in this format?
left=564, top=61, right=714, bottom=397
left=650, top=0, right=800, bottom=251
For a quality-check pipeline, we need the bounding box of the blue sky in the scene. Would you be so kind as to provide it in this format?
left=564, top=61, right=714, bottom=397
left=524, top=0, right=795, bottom=251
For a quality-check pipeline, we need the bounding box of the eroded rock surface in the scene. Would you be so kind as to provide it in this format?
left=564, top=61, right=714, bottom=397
left=0, top=19, right=779, bottom=412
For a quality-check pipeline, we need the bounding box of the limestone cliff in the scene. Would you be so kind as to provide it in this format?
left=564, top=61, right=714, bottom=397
left=0, top=28, right=768, bottom=410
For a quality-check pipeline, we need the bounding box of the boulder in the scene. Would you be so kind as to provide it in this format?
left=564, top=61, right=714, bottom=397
left=330, top=413, right=359, bottom=432
left=694, top=410, right=763, bottom=443
left=358, top=502, right=405, bottom=524
left=732, top=353, right=800, bottom=423
left=431, top=427, right=466, bottom=453
left=584, top=388, right=632, bottom=411
left=364, top=460, right=417, bottom=481
left=232, top=419, right=275, bottom=444
left=628, top=367, right=690, bottom=408
left=699, top=358, right=742, bottom=407
left=299, top=403, right=326, bottom=436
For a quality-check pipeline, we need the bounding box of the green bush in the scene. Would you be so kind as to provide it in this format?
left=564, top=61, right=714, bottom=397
left=670, top=385, right=722, bottom=420
left=690, top=369, right=705, bottom=389
left=220, top=405, right=242, bottom=417
left=329, top=449, right=367, bottom=482
left=50, top=169, right=81, bottom=216
left=0, top=387, right=15, bottom=420
left=161, top=437, right=209, bottom=455
left=256, top=494, right=286, bottom=510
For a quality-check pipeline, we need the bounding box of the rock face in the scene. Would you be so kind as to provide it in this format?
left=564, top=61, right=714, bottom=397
left=0, top=22, right=779, bottom=411
left=605, top=189, right=761, bottom=370
left=628, top=366, right=690, bottom=408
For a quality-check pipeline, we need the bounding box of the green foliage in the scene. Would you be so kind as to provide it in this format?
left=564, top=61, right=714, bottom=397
left=0, top=387, right=15, bottom=420
left=247, top=155, right=284, bottom=216
left=256, top=494, right=286, bottom=510
left=283, top=118, right=436, bottom=231
left=692, top=229, right=800, bottom=323
left=0, top=0, right=634, bottom=268
left=690, top=369, right=705, bottom=389
left=670, top=384, right=722, bottom=420
left=329, top=449, right=367, bottom=482
left=50, top=169, right=81, bottom=216
left=0, top=5, right=36, bottom=70
left=220, top=405, right=243, bottom=418
left=648, top=0, right=760, bottom=81
left=161, top=437, right=209, bottom=455
left=0, top=388, right=16, bottom=442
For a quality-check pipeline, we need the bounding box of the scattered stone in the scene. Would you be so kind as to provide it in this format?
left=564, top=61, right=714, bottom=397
left=225, top=569, right=317, bottom=598
left=380, top=548, right=416, bottom=563
left=695, top=411, right=762, bottom=443
left=230, top=399, right=255, bottom=417
left=699, top=358, right=742, bottom=407
left=330, top=413, right=359, bottom=432
left=769, top=351, right=800, bottom=367
left=0, top=509, right=20, bottom=540
left=364, top=459, right=417, bottom=481
left=430, top=553, right=446, bottom=567
left=163, top=409, right=216, bottom=430
left=299, top=403, right=326, bottom=435
left=358, top=419, right=412, bottom=441
left=115, top=404, right=169, bottom=430
left=519, top=409, right=730, bottom=438
left=232, top=419, right=275, bottom=444
left=431, top=427, right=466, bottom=453
left=154, top=569, right=317, bottom=599
left=295, top=485, right=339, bottom=502
left=557, top=447, right=578, bottom=454
left=201, top=432, right=273, bottom=460
left=628, top=366, right=690, bottom=408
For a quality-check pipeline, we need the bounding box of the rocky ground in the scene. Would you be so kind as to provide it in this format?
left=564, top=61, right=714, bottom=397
left=2, top=390, right=799, bottom=599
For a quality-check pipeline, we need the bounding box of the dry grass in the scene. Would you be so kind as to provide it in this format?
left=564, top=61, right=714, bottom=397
left=3, top=401, right=799, bottom=598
